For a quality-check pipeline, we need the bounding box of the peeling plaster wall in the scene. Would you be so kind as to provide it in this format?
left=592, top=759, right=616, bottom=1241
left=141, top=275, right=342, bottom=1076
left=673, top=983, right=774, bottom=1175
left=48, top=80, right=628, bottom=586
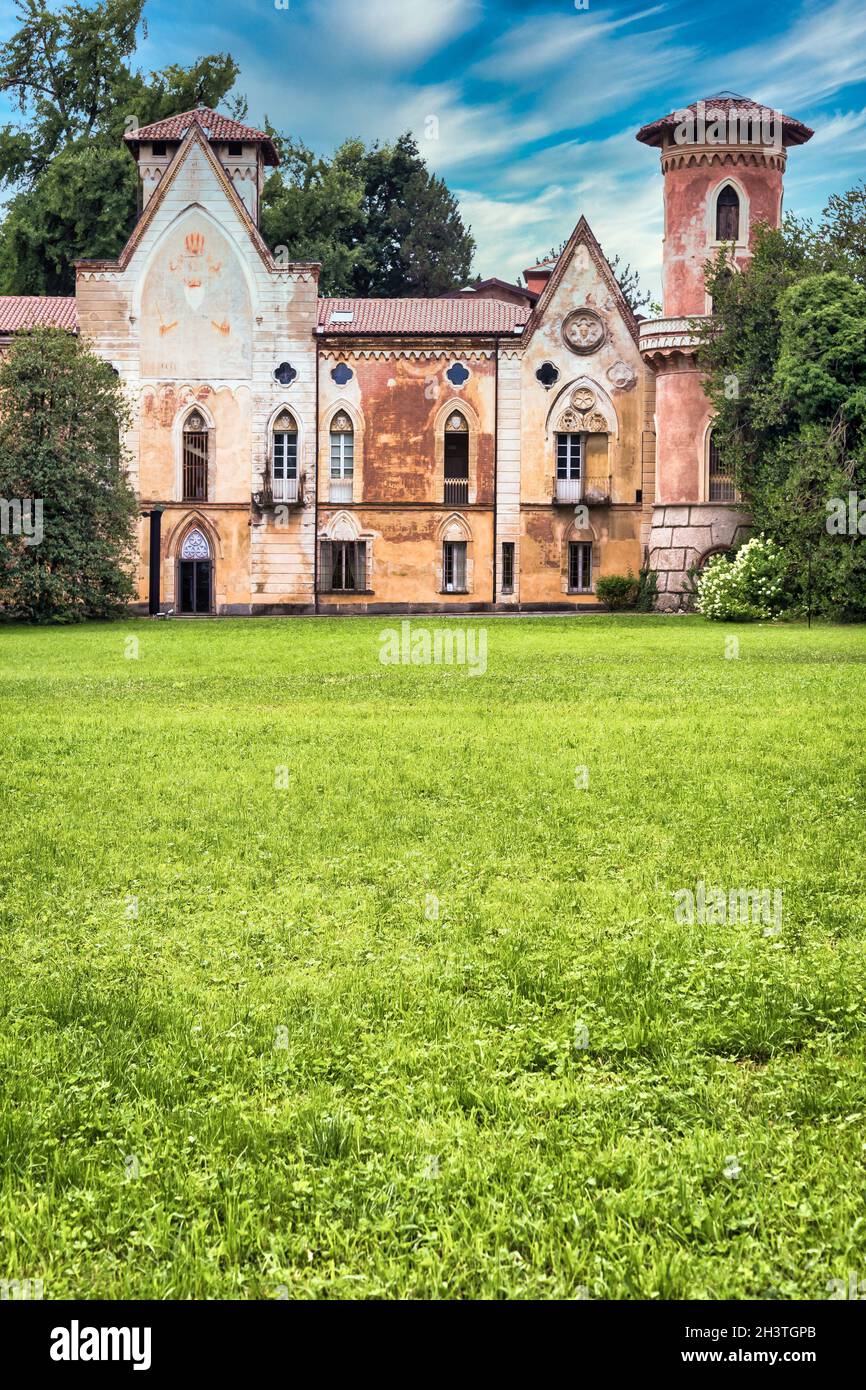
left=76, top=135, right=319, bottom=613
left=518, top=236, right=647, bottom=604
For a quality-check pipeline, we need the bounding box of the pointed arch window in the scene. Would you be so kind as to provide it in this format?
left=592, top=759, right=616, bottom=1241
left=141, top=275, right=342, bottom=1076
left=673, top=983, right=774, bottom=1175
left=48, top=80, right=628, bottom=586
left=444, top=410, right=469, bottom=505
left=271, top=410, right=298, bottom=502
left=182, top=412, right=208, bottom=501
left=178, top=527, right=212, bottom=614
left=715, top=185, right=740, bottom=242
left=329, top=411, right=354, bottom=502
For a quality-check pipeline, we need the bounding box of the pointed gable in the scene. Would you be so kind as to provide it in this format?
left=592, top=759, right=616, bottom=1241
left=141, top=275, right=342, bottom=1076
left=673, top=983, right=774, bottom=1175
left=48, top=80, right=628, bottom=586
left=522, top=217, right=639, bottom=346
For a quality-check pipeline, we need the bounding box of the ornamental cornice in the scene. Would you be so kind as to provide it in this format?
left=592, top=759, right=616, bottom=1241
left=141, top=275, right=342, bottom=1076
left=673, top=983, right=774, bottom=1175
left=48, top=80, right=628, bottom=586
left=661, top=145, right=787, bottom=173
left=317, top=347, right=495, bottom=361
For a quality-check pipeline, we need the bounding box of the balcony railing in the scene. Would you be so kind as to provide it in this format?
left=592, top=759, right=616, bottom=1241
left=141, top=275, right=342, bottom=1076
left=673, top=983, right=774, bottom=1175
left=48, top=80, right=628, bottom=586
left=444, top=479, right=469, bottom=505
left=330, top=477, right=353, bottom=502
left=272, top=475, right=299, bottom=504
left=555, top=475, right=612, bottom=505
left=555, top=476, right=583, bottom=504
left=583, top=474, right=612, bottom=505
left=253, top=472, right=303, bottom=510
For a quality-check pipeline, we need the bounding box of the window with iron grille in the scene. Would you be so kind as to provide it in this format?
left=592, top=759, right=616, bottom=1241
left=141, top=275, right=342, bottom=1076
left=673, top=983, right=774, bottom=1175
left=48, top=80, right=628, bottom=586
left=556, top=433, right=583, bottom=479
left=708, top=431, right=736, bottom=501
left=501, top=542, right=515, bottom=594
left=568, top=541, right=592, bottom=593
left=443, top=540, right=467, bottom=593
left=182, top=413, right=208, bottom=501
left=715, top=185, right=740, bottom=241
left=319, top=539, right=367, bottom=592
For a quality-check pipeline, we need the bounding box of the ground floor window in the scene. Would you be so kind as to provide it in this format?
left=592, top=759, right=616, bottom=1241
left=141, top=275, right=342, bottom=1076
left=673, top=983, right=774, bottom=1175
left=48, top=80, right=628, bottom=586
left=320, top=539, right=367, bottom=592
left=501, top=541, right=515, bottom=594
left=568, top=541, right=592, bottom=594
left=443, top=539, right=467, bottom=593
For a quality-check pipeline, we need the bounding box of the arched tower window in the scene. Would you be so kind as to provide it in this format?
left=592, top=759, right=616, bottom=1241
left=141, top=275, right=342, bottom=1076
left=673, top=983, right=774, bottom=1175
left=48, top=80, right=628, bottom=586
left=329, top=411, right=354, bottom=502
left=444, top=410, right=469, bottom=505
left=182, top=412, right=209, bottom=501
left=271, top=409, right=298, bottom=502
left=715, top=185, right=740, bottom=242
left=707, top=429, right=736, bottom=501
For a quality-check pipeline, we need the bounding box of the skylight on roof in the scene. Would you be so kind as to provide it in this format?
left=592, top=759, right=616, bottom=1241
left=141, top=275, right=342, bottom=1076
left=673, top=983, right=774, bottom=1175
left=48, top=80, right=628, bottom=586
left=330, top=311, right=354, bottom=323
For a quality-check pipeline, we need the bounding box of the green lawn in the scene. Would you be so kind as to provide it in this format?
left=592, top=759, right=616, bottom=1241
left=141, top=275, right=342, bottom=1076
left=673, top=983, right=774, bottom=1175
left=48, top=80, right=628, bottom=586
left=1, top=614, right=865, bottom=1300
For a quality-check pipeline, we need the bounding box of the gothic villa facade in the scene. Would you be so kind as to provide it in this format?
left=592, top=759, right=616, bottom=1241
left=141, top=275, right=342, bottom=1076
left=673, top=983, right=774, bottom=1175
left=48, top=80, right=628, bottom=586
left=0, top=95, right=813, bottom=612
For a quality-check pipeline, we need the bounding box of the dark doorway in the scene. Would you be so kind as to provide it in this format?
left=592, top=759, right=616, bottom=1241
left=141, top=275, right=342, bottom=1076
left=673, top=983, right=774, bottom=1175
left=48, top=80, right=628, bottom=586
left=179, top=559, right=212, bottom=614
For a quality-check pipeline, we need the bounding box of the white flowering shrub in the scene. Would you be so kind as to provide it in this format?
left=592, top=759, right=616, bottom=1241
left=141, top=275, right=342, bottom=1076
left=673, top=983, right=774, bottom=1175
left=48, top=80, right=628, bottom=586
left=696, top=534, right=788, bottom=621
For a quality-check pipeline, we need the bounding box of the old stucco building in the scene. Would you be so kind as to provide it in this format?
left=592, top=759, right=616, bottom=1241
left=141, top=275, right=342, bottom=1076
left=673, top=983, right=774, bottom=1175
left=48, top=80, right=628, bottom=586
left=0, top=95, right=812, bottom=612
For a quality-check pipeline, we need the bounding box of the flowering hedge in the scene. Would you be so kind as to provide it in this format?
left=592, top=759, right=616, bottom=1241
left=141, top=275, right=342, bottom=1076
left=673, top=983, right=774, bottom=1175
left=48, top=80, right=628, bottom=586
left=695, top=535, right=788, bottom=621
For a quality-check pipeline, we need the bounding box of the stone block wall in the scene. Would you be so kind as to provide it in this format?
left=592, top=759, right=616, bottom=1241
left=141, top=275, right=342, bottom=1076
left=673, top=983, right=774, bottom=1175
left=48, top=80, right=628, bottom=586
left=647, top=502, right=751, bottom=610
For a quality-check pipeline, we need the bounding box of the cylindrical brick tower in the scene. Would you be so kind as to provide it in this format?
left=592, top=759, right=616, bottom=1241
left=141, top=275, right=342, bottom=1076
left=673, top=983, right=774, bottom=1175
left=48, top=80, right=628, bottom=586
left=636, top=94, right=813, bottom=608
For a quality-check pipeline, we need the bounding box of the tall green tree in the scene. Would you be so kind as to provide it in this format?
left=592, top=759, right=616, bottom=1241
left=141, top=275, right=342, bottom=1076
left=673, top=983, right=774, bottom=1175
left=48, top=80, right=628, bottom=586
left=698, top=192, right=866, bottom=618
left=0, top=328, right=138, bottom=621
left=0, top=0, right=244, bottom=292
left=261, top=132, right=475, bottom=297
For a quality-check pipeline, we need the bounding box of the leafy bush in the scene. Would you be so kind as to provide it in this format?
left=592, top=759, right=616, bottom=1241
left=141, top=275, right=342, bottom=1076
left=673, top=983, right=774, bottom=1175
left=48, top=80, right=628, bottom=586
left=696, top=534, right=789, bottom=621
left=595, top=572, right=639, bottom=610
left=635, top=563, right=659, bottom=612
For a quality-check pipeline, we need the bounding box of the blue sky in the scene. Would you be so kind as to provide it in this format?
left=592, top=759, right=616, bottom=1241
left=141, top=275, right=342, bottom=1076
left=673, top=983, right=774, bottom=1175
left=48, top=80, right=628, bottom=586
left=2, top=0, right=865, bottom=299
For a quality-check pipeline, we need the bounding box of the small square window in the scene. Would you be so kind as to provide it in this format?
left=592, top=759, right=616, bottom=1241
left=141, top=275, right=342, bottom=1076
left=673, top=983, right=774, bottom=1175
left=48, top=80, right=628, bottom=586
left=151, top=141, right=167, bottom=157
left=227, top=142, right=243, bottom=157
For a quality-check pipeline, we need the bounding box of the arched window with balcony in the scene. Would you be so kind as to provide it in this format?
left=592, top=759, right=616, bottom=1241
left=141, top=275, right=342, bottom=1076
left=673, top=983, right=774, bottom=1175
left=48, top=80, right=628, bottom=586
left=329, top=410, right=354, bottom=502
left=271, top=409, right=298, bottom=503
left=444, top=410, right=469, bottom=505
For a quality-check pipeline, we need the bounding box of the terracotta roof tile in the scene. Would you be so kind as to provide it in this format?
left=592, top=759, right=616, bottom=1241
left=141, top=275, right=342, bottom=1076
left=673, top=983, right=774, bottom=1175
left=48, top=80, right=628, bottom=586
left=317, top=297, right=527, bottom=335
left=0, top=297, right=78, bottom=333
left=637, top=95, right=813, bottom=147
left=125, top=107, right=279, bottom=165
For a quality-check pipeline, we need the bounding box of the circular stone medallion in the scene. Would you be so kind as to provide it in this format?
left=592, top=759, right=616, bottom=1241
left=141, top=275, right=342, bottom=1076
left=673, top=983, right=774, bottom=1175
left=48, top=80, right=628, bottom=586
left=562, top=308, right=605, bottom=355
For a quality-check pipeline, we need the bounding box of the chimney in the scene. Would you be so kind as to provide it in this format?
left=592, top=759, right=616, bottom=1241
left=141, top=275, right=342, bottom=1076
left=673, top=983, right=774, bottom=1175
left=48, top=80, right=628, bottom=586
left=523, top=260, right=556, bottom=297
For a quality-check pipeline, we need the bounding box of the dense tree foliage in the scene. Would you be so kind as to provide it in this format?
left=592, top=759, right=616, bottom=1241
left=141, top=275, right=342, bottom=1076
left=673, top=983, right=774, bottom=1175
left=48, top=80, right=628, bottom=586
left=260, top=131, right=475, bottom=297
left=0, top=1, right=476, bottom=297
left=0, top=328, right=138, bottom=620
left=698, top=187, right=866, bottom=618
left=0, top=0, right=247, bottom=292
